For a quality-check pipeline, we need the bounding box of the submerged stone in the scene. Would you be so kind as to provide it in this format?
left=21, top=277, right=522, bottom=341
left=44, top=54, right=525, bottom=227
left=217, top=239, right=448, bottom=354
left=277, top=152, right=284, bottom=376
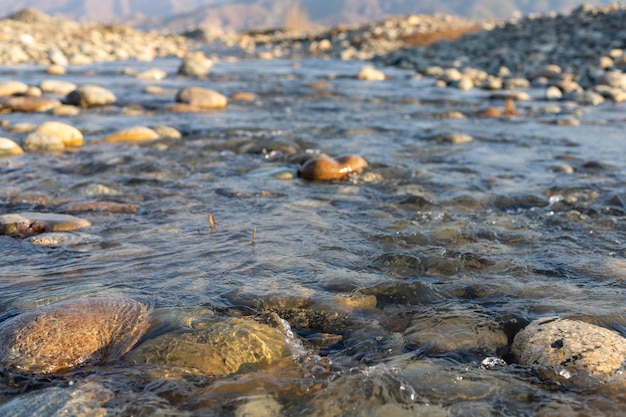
left=126, top=317, right=297, bottom=376
left=22, top=132, right=65, bottom=152
left=0, top=298, right=150, bottom=374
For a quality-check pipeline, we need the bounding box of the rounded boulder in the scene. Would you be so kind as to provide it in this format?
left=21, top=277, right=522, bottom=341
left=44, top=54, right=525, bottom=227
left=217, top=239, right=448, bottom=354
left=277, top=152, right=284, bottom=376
left=0, top=298, right=150, bottom=374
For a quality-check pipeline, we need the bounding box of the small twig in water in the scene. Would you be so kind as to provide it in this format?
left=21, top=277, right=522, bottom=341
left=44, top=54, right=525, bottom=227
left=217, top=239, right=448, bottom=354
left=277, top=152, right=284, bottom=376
left=252, top=226, right=257, bottom=244
left=208, top=213, right=215, bottom=233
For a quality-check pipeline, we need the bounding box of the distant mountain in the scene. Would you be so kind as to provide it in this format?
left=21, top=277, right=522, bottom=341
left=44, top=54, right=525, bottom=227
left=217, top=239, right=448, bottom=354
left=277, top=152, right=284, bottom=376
left=0, top=0, right=621, bottom=31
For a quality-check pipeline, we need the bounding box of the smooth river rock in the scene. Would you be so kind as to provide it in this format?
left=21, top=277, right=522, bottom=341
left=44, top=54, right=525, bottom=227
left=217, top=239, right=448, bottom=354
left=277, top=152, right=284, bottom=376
left=64, top=84, right=117, bottom=108
left=0, top=298, right=150, bottom=374
left=35, top=121, right=84, bottom=147
left=126, top=317, right=297, bottom=376
left=357, top=66, right=386, bottom=81
left=177, top=52, right=214, bottom=77
left=0, top=212, right=91, bottom=237
left=511, top=317, right=626, bottom=380
left=299, top=154, right=368, bottom=181
left=175, top=86, right=228, bottom=109
left=104, top=126, right=160, bottom=143
left=0, top=137, right=24, bottom=156
left=0, top=81, right=29, bottom=96
left=22, top=132, right=65, bottom=152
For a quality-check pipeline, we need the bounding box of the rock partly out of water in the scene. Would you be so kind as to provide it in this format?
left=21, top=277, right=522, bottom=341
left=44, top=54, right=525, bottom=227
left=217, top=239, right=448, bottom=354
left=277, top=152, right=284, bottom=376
left=35, top=121, right=83, bottom=147
left=0, top=137, right=24, bottom=156
left=104, top=126, right=160, bottom=143
left=39, top=80, right=77, bottom=95
left=357, top=66, right=386, bottom=81
left=175, top=87, right=228, bottom=109
left=511, top=317, right=626, bottom=380
left=22, top=132, right=65, bottom=152
left=0, top=81, right=29, bottom=96
left=177, top=51, right=214, bottom=77
left=0, top=96, right=61, bottom=113
left=64, top=84, right=116, bottom=108
left=0, top=212, right=91, bottom=237
left=0, top=298, right=150, bottom=374
left=299, top=155, right=368, bottom=181
left=126, top=317, right=297, bottom=376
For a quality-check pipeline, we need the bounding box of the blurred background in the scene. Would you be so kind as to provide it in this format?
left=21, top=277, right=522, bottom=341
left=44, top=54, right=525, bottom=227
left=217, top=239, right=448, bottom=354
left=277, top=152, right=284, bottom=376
left=0, top=0, right=621, bottom=32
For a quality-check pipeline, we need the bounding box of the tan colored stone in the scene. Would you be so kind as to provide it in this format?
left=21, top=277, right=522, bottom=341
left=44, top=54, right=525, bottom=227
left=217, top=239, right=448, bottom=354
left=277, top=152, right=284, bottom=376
left=35, top=121, right=83, bottom=147
left=126, top=317, right=296, bottom=376
left=4, top=122, right=36, bottom=133
left=0, top=298, right=149, bottom=374
left=65, top=201, right=139, bottom=213
left=166, top=103, right=206, bottom=113
left=22, top=132, right=65, bottom=152
left=45, top=65, right=67, bottom=75
left=177, top=52, right=213, bottom=77
left=151, top=125, right=181, bottom=139
left=0, top=81, right=29, bottom=96
left=230, top=92, right=257, bottom=101
left=52, top=105, right=81, bottom=116
left=175, top=87, right=227, bottom=109
left=64, top=84, right=116, bottom=108
left=0, top=212, right=91, bottom=237
left=299, top=155, right=368, bottom=181
left=0, top=138, right=24, bottom=157
left=2, top=97, right=61, bottom=113
left=40, top=80, right=77, bottom=95
left=357, top=66, right=386, bottom=81
left=512, top=318, right=626, bottom=379
left=136, top=68, right=167, bottom=80
left=104, top=126, right=160, bottom=143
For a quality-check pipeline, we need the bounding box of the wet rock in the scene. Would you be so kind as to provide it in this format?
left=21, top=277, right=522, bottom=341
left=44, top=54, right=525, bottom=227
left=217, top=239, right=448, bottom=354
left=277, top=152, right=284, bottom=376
left=64, top=84, right=116, bottom=108
left=234, top=395, right=283, bottom=417
left=0, top=382, right=113, bottom=417
left=104, top=126, right=160, bottom=143
left=45, top=65, right=67, bottom=75
left=175, top=87, right=228, bottom=109
left=403, top=309, right=508, bottom=354
left=0, top=81, right=29, bottom=96
left=35, top=121, right=83, bottom=147
left=0, top=212, right=91, bottom=237
left=127, top=317, right=297, bottom=376
left=39, top=80, right=77, bottom=95
left=177, top=52, right=214, bottom=77
left=52, top=105, right=81, bottom=116
left=0, top=298, right=149, bottom=374
left=230, top=92, right=257, bottom=101
left=272, top=308, right=354, bottom=334
left=568, top=90, right=604, bottom=105
left=136, top=68, right=167, bottom=80
left=3, top=122, right=36, bottom=133
left=511, top=318, right=626, bottom=380
left=545, top=86, right=563, bottom=100
left=65, top=201, right=139, bottom=213
left=357, top=66, right=386, bottom=81
left=151, top=125, right=182, bottom=139
left=299, top=154, right=368, bottom=181
left=1, top=97, right=61, bottom=113
left=25, top=232, right=102, bottom=248
left=0, top=137, right=24, bottom=157
left=22, top=132, right=65, bottom=152
left=425, top=133, right=473, bottom=144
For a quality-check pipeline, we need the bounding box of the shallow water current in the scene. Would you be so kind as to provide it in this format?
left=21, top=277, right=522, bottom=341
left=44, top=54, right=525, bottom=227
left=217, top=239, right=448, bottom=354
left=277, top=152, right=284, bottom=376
left=1, top=57, right=626, bottom=416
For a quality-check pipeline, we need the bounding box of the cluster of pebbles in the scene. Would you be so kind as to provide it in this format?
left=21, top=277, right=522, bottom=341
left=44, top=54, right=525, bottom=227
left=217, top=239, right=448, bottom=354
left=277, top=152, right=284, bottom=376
left=0, top=8, right=189, bottom=66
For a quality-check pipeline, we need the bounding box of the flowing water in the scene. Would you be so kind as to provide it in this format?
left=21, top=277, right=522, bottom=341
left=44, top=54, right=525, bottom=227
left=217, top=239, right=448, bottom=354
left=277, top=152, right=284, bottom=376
left=1, top=56, right=626, bottom=416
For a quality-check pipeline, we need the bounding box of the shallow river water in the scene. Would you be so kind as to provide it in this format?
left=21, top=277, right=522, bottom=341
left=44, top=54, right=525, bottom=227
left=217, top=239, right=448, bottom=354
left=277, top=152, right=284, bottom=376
left=1, top=56, right=626, bottom=416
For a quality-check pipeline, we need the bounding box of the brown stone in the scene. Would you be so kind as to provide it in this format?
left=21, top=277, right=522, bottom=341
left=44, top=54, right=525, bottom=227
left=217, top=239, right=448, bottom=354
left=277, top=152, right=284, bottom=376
left=104, top=126, right=159, bottom=143
left=230, top=92, right=257, bottom=101
left=65, top=201, right=139, bottom=213
left=1, top=97, right=61, bottom=113
left=299, top=155, right=368, bottom=181
left=35, top=121, right=83, bottom=147
left=175, top=87, right=227, bottom=109
left=0, top=298, right=150, bottom=374
left=0, top=212, right=91, bottom=237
